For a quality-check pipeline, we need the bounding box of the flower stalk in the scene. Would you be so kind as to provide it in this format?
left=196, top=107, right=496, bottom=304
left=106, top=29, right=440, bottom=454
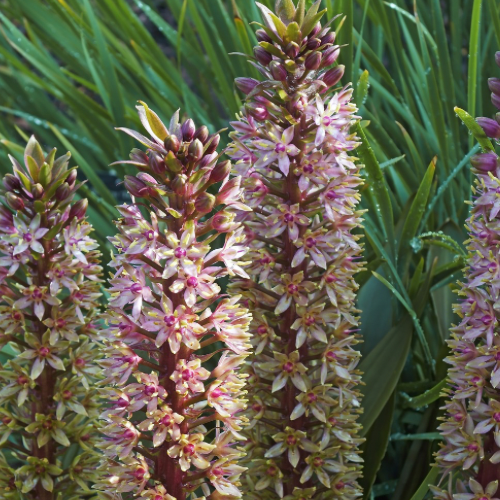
left=433, top=51, right=500, bottom=499
left=0, top=137, right=103, bottom=499
left=228, top=1, right=365, bottom=498
left=95, top=103, right=251, bottom=499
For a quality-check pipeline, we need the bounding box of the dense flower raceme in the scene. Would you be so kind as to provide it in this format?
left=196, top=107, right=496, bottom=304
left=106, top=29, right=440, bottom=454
left=0, top=137, right=103, bottom=499
left=227, top=1, right=365, bottom=498
left=95, top=104, right=252, bottom=500
left=433, top=51, right=500, bottom=499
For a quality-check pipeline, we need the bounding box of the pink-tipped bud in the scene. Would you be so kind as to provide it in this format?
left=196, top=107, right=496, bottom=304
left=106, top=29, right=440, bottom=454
left=256, top=29, right=272, bottom=43
left=306, top=38, right=321, bottom=51
left=3, top=174, right=21, bottom=191
left=492, top=93, right=500, bottom=111
left=130, top=148, right=149, bottom=166
left=31, top=183, right=44, bottom=200
left=235, top=78, right=259, bottom=95
left=285, top=42, right=300, bottom=59
left=322, top=65, right=345, bottom=88
left=210, top=160, right=231, bottom=183
left=65, top=169, right=78, bottom=186
left=124, top=175, right=148, bottom=197
left=246, top=102, right=269, bottom=121
left=476, top=117, right=500, bottom=139
left=69, top=198, right=88, bottom=220
left=55, top=183, right=71, bottom=202
left=471, top=152, right=498, bottom=173
left=149, top=154, right=166, bottom=175
left=205, top=134, right=221, bottom=155
left=305, top=51, right=322, bottom=71
left=194, top=126, right=209, bottom=144
left=489, top=78, right=500, bottom=96
left=195, top=192, right=216, bottom=214
left=254, top=47, right=273, bottom=66
left=182, top=119, right=196, bottom=141
left=164, top=135, right=180, bottom=154
left=137, top=173, right=158, bottom=185
left=309, top=22, right=322, bottom=38
left=171, top=175, right=187, bottom=195
left=321, top=46, right=340, bottom=67
left=270, top=61, right=287, bottom=81
left=320, top=32, right=335, bottom=46
left=187, top=139, right=204, bottom=162
left=6, top=192, right=24, bottom=211
left=200, top=152, right=218, bottom=168
left=211, top=211, right=236, bottom=232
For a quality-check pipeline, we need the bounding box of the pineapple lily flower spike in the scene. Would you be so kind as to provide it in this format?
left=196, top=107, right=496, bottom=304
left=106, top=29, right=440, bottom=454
left=95, top=103, right=252, bottom=500
left=228, top=0, right=365, bottom=498
left=0, top=137, right=103, bottom=499
left=433, top=51, right=500, bottom=499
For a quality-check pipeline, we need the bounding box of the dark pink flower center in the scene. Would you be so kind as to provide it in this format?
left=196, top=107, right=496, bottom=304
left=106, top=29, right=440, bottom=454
left=145, top=230, right=155, bottom=241
left=286, top=436, right=297, bottom=445
left=313, top=457, right=324, bottom=467
left=117, top=398, right=129, bottom=408
left=123, top=429, right=136, bottom=440
left=326, top=190, right=339, bottom=200
left=75, top=358, right=86, bottom=367
left=283, top=361, right=294, bottom=373
left=187, top=277, right=198, bottom=288
left=62, top=390, right=72, bottom=400
left=267, top=466, right=277, bottom=477
left=182, top=369, right=194, bottom=380
left=134, top=467, right=146, bottom=480
left=305, top=237, right=316, bottom=248
left=305, top=315, right=316, bottom=326
left=252, top=403, right=262, bottom=412
left=481, top=315, right=494, bottom=324
left=130, top=283, right=143, bottom=294
left=212, top=466, right=224, bottom=477
left=467, top=443, right=479, bottom=452
left=74, top=292, right=84, bottom=300
left=32, top=288, right=43, bottom=300
left=307, top=392, right=317, bottom=403
left=284, top=213, right=294, bottom=222
left=17, top=375, right=29, bottom=385
left=164, top=315, right=177, bottom=327
left=335, top=481, right=345, bottom=490
left=275, top=143, right=286, bottom=153
left=12, top=311, right=22, bottom=321
left=257, top=325, right=268, bottom=335
left=39, top=347, right=50, bottom=357
left=23, top=233, right=32, bottom=242
left=329, top=417, right=338, bottom=426
left=56, top=319, right=66, bottom=328
left=211, top=389, right=222, bottom=399
left=325, top=274, right=336, bottom=283
left=287, top=283, right=299, bottom=294
left=494, top=412, right=500, bottom=422
left=174, top=247, right=187, bottom=258
left=326, top=351, right=337, bottom=361
left=260, top=256, right=271, bottom=265
left=453, top=413, right=464, bottom=422
left=183, top=444, right=195, bottom=456
left=144, top=386, right=156, bottom=396
left=323, top=116, right=332, bottom=126
left=161, top=415, right=172, bottom=426
left=303, top=163, right=314, bottom=174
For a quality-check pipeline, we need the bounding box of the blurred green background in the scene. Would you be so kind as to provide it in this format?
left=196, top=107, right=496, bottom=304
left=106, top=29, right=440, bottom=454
left=0, top=0, right=498, bottom=498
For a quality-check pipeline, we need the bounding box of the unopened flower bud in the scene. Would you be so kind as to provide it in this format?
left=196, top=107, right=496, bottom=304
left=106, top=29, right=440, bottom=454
left=205, top=134, right=221, bottom=155
left=235, top=78, right=259, bottom=95
left=65, top=169, right=77, bottom=186
left=68, top=198, right=88, bottom=219
left=305, top=51, right=322, bottom=71
left=3, top=174, right=20, bottom=191
left=124, top=175, right=148, bottom=197
left=130, top=148, right=149, bottom=166
left=210, top=160, right=231, bottom=183
left=211, top=210, right=236, bottom=232
left=489, top=78, right=500, bottom=96
left=55, top=183, right=71, bottom=201
left=476, top=117, right=500, bottom=139
left=181, top=119, right=196, bottom=141
left=194, top=126, right=209, bottom=144
left=195, top=192, right=216, bottom=214
left=6, top=192, right=24, bottom=211
left=164, top=135, right=180, bottom=153
left=306, top=38, right=321, bottom=51
left=493, top=93, right=500, bottom=111
left=322, top=65, right=345, bottom=88
left=309, top=22, right=322, bottom=38
left=256, top=29, right=272, bottom=43
left=246, top=102, right=269, bottom=121
left=285, top=42, right=300, bottom=59
left=165, top=151, right=184, bottom=173
left=137, top=173, right=158, bottom=185
left=200, top=152, right=218, bottom=168
left=270, top=61, right=287, bottom=81
left=320, top=32, right=336, bottom=46
left=171, top=174, right=187, bottom=195
left=321, top=46, right=340, bottom=68
left=254, top=46, right=273, bottom=66
left=471, top=152, right=499, bottom=173
left=149, top=154, right=166, bottom=174
left=187, top=139, right=204, bottom=162
left=31, top=183, right=44, bottom=199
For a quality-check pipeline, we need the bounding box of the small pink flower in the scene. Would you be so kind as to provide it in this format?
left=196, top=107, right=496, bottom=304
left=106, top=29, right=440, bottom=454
left=254, top=126, right=300, bottom=176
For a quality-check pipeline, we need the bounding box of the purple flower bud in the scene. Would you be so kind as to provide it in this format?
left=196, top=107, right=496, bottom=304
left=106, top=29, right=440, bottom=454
left=285, top=42, right=300, bottom=58
left=137, top=173, right=158, bottom=185
left=210, top=160, right=231, bottom=183
left=256, top=29, right=272, bottom=43
left=124, top=175, right=148, bottom=197
left=205, top=134, right=221, bottom=155
left=496, top=51, right=500, bottom=68
left=270, top=61, right=287, bottom=81
left=305, top=51, right=322, bottom=71
left=181, top=119, right=196, bottom=141
left=306, top=38, right=321, bottom=51
left=471, top=152, right=498, bottom=172
left=171, top=174, right=187, bottom=195
left=149, top=154, right=166, bottom=175
left=476, top=117, right=500, bottom=139
left=246, top=102, right=269, bottom=121
left=321, top=46, right=340, bottom=68
left=492, top=92, right=500, bottom=111
left=310, top=22, right=322, bottom=38
left=68, top=198, right=88, bottom=219
left=322, top=65, right=345, bottom=88
left=194, top=126, right=209, bottom=144
left=488, top=78, right=500, bottom=96
left=235, top=78, right=259, bottom=95
left=254, top=47, right=273, bottom=66
left=3, top=174, right=21, bottom=191
left=31, top=183, right=44, bottom=200
left=6, top=192, right=24, bottom=211
left=65, top=169, right=78, bottom=186
left=187, top=139, right=204, bottom=162
left=320, top=32, right=336, bottom=46
left=200, top=152, right=218, bottom=168
left=210, top=210, right=235, bottom=231
left=55, top=183, right=71, bottom=201
left=194, top=192, right=216, bottom=214
left=130, top=148, right=149, bottom=166
left=164, top=135, right=180, bottom=153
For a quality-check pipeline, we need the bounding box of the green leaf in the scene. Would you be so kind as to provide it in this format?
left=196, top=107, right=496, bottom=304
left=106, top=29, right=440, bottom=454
left=356, top=69, right=370, bottom=108
left=269, top=12, right=287, bottom=38
left=402, top=378, right=447, bottom=409
left=275, top=0, right=296, bottom=23
left=293, top=0, right=305, bottom=25
left=259, top=41, right=285, bottom=58
left=407, top=466, right=439, bottom=500
left=284, top=21, right=301, bottom=44
left=454, top=107, right=494, bottom=152
left=137, top=101, right=169, bottom=142
left=359, top=316, right=413, bottom=435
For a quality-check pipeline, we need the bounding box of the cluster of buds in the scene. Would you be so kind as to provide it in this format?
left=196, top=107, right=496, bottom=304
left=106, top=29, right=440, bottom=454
left=0, top=137, right=103, bottom=499
left=95, top=104, right=252, bottom=499
left=227, top=1, right=365, bottom=498
left=433, top=52, right=500, bottom=498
